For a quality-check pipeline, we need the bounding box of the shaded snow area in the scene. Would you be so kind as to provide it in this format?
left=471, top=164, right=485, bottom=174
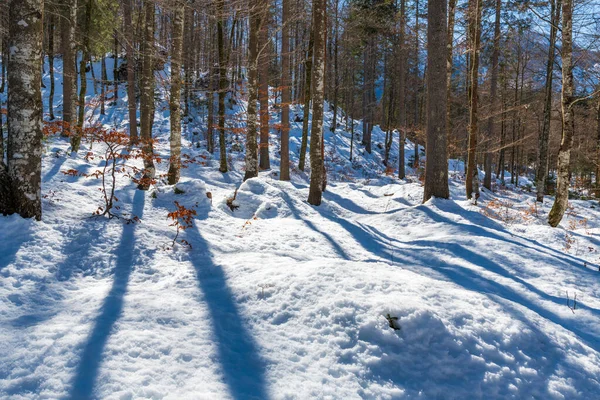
left=1, top=57, right=600, bottom=399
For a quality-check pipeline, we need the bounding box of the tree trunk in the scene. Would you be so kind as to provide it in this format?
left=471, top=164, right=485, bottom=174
left=423, top=0, right=449, bottom=201
left=307, top=0, right=326, bottom=205
left=465, top=0, right=482, bottom=200
left=536, top=0, right=561, bottom=202
left=280, top=0, right=291, bottom=180
left=483, top=0, right=501, bottom=190
left=298, top=29, right=313, bottom=171
left=329, top=0, right=339, bottom=133
left=123, top=0, right=138, bottom=144
left=113, top=30, right=119, bottom=102
left=217, top=0, right=228, bottom=172
left=446, top=0, right=456, bottom=155
left=61, top=0, right=77, bottom=137
left=72, top=0, right=92, bottom=153
left=398, top=0, right=406, bottom=179
left=244, top=0, right=263, bottom=181
left=138, top=0, right=156, bottom=190
left=101, top=54, right=106, bottom=115
left=48, top=14, right=55, bottom=120
left=258, top=14, right=270, bottom=170
left=167, top=1, right=184, bottom=185
left=548, top=0, right=574, bottom=227
left=4, top=0, right=44, bottom=220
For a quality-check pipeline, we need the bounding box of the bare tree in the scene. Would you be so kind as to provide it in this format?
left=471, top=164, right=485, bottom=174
left=280, top=0, right=291, bottom=180
left=307, top=0, right=326, bottom=205
left=423, top=0, right=449, bottom=201
left=168, top=0, right=185, bottom=185
left=465, top=0, right=483, bottom=200
left=3, top=0, right=44, bottom=219
left=548, top=0, right=574, bottom=227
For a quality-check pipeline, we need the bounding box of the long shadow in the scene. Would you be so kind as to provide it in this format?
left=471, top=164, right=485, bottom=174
left=54, top=224, right=103, bottom=281
left=43, top=155, right=67, bottom=182
left=68, top=190, right=145, bottom=399
left=322, top=189, right=378, bottom=215
left=186, top=224, right=270, bottom=400
left=416, top=202, right=596, bottom=273
left=428, top=255, right=600, bottom=353
left=279, top=191, right=351, bottom=260
left=314, top=201, right=600, bottom=352
left=0, top=218, right=33, bottom=273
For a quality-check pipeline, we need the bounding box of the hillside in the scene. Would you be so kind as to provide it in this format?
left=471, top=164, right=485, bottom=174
left=1, top=58, right=600, bottom=399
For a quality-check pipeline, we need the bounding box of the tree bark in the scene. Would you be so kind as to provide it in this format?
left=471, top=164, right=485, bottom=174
left=48, top=14, right=55, bottom=120
left=465, top=0, right=482, bottom=200
left=60, top=0, right=77, bottom=137
left=536, top=0, right=561, bottom=202
left=244, top=0, right=263, bottom=181
left=258, top=13, right=270, bottom=170
left=298, top=28, right=313, bottom=171
left=483, top=0, right=501, bottom=190
left=123, top=0, right=138, bottom=144
left=168, top=1, right=184, bottom=185
left=307, top=0, right=326, bottom=205
left=398, top=0, right=406, bottom=179
left=71, top=0, right=92, bottom=153
left=138, top=0, right=156, bottom=190
left=217, top=0, right=228, bottom=172
left=5, top=0, right=44, bottom=220
left=548, top=0, right=574, bottom=227
left=423, top=0, right=449, bottom=201
left=446, top=0, right=456, bottom=156
left=280, top=0, right=291, bottom=180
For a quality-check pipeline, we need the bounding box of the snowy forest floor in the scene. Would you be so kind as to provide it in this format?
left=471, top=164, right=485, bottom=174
left=1, top=58, right=600, bottom=399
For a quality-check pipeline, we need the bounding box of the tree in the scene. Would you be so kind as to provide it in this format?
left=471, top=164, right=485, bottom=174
left=216, top=0, right=228, bottom=173
left=3, top=0, right=44, bottom=220
left=138, top=0, right=156, bottom=190
left=307, top=0, right=326, bottom=206
left=280, top=0, right=291, bottom=180
left=244, top=0, right=264, bottom=181
left=465, top=0, right=483, bottom=200
left=71, top=0, right=93, bottom=153
left=298, top=27, right=313, bottom=172
left=60, top=0, right=77, bottom=137
left=168, top=0, right=184, bottom=185
left=483, top=0, right=501, bottom=190
left=548, top=0, right=574, bottom=227
left=535, top=0, right=561, bottom=202
left=123, top=0, right=138, bottom=144
left=422, top=0, right=449, bottom=202
left=258, top=10, right=270, bottom=171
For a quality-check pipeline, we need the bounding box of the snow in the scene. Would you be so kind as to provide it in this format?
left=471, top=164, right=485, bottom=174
left=1, top=56, right=600, bottom=399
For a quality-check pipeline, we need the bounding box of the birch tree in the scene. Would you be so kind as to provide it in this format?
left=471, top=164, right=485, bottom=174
left=4, top=0, right=44, bottom=220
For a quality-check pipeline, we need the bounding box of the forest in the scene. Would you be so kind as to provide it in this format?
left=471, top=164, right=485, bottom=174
left=1, top=0, right=600, bottom=398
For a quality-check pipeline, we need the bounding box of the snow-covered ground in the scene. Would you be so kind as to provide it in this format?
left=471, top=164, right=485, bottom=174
left=1, top=57, right=600, bottom=399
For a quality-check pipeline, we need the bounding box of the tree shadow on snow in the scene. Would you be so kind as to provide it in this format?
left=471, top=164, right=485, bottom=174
left=67, top=189, right=145, bottom=400
left=186, top=223, right=270, bottom=400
